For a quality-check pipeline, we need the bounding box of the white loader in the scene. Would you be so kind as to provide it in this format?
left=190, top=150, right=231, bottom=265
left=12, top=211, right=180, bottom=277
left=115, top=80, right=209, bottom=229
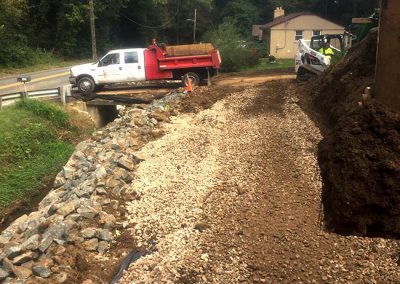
left=295, top=33, right=354, bottom=81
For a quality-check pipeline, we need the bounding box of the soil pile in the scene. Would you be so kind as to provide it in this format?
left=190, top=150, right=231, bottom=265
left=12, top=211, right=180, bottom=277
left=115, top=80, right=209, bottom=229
left=313, top=29, right=400, bottom=236
left=319, top=103, right=400, bottom=235
left=313, top=29, right=378, bottom=123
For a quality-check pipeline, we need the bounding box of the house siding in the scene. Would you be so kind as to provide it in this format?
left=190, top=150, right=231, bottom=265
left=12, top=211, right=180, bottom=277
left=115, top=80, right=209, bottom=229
left=267, top=15, right=344, bottom=58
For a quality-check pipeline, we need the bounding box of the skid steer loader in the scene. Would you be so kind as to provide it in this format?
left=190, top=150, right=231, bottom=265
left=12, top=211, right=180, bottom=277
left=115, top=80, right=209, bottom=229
left=295, top=33, right=354, bottom=81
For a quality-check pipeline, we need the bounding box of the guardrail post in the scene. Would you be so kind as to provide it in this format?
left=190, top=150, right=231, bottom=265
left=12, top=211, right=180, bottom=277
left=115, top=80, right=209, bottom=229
left=61, top=85, right=72, bottom=106
left=0, top=97, right=2, bottom=109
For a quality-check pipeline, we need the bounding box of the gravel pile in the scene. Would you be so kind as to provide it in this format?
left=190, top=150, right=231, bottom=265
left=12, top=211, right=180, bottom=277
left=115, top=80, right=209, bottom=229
left=118, top=80, right=400, bottom=283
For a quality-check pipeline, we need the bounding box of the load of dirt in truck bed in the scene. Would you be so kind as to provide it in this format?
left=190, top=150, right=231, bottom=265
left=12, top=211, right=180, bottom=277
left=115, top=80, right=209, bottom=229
left=308, top=29, right=400, bottom=236
left=165, top=43, right=215, bottom=57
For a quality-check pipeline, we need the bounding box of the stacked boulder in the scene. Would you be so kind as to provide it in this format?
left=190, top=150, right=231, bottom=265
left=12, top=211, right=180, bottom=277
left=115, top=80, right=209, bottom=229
left=0, top=91, right=184, bottom=282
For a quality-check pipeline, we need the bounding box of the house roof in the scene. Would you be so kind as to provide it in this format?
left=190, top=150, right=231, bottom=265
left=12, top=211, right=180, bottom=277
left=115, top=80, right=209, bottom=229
left=260, top=12, right=341, bottom=30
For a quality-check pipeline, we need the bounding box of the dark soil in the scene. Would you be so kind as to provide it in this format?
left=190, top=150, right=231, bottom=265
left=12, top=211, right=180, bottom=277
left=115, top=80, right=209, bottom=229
left=319, top=102, right=400, bottom=236
left=308, top=28, right=400, bottom=236
left=178, top=85, right=244, bottom=113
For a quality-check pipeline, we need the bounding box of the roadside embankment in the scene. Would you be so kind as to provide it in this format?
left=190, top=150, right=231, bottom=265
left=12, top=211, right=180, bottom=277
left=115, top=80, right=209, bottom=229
left=0, top=100, right=94, bottom=230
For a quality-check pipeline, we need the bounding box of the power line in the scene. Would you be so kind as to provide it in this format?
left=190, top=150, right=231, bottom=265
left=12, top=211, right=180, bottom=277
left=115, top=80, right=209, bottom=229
left=105, top=0, right=180, bottom=29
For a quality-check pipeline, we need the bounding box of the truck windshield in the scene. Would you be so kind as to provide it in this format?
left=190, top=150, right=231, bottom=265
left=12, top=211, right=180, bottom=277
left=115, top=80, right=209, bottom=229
left=99, top=53, right=120, bottom=67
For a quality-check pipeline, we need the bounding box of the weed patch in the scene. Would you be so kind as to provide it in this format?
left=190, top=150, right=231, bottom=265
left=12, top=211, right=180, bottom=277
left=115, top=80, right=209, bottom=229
left=0, top=100, right=90, bottom=213
left=16, top=99, right=70, bottom=127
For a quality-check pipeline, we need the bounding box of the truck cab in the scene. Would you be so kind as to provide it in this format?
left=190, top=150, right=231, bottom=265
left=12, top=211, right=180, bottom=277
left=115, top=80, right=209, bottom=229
left=70, top=48, right=146, bottom=93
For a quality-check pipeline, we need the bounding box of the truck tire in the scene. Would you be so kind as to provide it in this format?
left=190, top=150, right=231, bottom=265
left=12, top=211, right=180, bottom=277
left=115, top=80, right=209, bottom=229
left=77, top=76, right=96, bottom=94
left=182, top=72, right=200, bottom=87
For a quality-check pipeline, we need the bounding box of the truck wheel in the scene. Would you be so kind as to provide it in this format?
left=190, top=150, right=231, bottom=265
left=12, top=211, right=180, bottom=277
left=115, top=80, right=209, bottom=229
left=182, top=72, right=200, bottom=87
left=77, top=77, right=95, bottom=94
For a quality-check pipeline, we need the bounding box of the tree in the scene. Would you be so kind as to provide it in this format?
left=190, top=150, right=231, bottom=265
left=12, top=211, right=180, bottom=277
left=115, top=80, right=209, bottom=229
left=220, top=0, right=260, bottom=36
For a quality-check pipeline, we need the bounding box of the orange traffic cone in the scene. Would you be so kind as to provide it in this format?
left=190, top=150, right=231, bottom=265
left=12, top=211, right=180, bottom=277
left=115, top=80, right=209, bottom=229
left=186, top=75, right=193, bottom=93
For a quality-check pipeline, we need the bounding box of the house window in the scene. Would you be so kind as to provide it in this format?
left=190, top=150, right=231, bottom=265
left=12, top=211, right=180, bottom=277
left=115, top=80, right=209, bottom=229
left=313, top=30, right=322, bottom=36
left=295, top=30, right=303, bottom=41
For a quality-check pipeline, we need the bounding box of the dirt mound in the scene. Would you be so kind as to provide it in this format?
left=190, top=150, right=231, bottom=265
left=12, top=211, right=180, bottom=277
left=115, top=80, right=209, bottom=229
left=314, top=29, right=378, bottom=123
left=319, top=103, right=400, bottom=236
left=313, top=29, right=400, bottom=236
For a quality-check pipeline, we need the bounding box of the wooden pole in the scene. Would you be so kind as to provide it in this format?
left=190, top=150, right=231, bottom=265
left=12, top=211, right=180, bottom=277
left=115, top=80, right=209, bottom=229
left=375, top=0, right=400, bottom=111
left=89, top=0, right=97, bottom=61
left=23, top=83, right=28, bottom=99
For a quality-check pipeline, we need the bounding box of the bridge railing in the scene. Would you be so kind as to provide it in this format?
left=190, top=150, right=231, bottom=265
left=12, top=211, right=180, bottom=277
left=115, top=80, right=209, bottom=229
left=0, top=85, right=72, bottom=108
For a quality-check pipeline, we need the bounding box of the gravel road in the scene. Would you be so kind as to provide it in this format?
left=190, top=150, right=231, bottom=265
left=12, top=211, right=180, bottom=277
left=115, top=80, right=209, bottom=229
left=118, top=79, right=400, bottom=283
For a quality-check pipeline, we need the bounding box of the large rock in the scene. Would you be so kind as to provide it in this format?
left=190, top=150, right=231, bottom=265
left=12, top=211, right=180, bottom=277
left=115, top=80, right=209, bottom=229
left=32, top=265, right=52, bottom=278
left=82, top=239, right=98, bottom=251
left=21, top=234, right=40, bottom=251
left=55, top=271, right=68, bottom=283
left=57, top=200, right=80, bottom=217
left=38, top=236, right=53, bottom=252
left=12, top=265, right=32, bottom=280
left=12, top=251, right=37, bottom=265
left=99, top=212, right=116, bottom=229
left=77, top=206, right=99, bottom=219
left=97, top=241, right=109, bottom=254
left=2, top=258, right=14, bottom=272
left=80, top=228, right=97, bottom=239
left=117, top=157, right=135, bottom=171
left=63, top=166, right=74, bottom=180
left=4, top=246, right=22, bottom=259
left=149, top=110, right=170, bottom=122
left=0, top=268, right=9, bottom=281
left=94, top=166, right=107, bottom=180
left=96, top=229, right=112, bottom=241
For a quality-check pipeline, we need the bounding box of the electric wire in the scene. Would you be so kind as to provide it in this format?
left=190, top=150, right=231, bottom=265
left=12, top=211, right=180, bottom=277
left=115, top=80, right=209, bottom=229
left=104, top=0, right=180, bottom=29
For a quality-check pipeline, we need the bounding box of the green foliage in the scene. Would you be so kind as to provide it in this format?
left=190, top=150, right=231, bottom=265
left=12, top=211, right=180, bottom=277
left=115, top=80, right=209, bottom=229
left=0, top=0, right=380, bottom=68
left=203, top=21, right=261, bottom=72
left=0, top=142, right=73, bottom=208
left=221, top=0, right=260, bottom=36
left=0, top=103, right=76, bottom=209
left=16, top=99, right=70, bottom=127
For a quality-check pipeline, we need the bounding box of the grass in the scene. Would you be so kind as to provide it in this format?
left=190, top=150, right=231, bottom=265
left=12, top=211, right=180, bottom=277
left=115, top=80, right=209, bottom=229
left=0, top=100, right=89, bottom=210
left=239, top=58, right=294, bottom=72
left=0, top=58, right=90, bottom=78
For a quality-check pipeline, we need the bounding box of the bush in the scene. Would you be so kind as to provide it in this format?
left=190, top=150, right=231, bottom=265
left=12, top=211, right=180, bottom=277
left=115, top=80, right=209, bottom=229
left=16, top=100, right=70, bottom=127
left=0, top=42, right=61, bottom=68
left=203, top=21, right=262, bottom=72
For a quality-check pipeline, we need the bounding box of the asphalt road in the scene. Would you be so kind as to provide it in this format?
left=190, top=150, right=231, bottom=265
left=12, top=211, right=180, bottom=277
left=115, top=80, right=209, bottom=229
left=0, top=67, right=71, bottom=95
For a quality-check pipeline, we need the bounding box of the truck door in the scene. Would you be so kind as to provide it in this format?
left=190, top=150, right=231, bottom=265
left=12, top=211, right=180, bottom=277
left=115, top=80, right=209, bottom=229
left=96, top=52, right=124, bottom=83
left=123, top=50, right=146, bottom=82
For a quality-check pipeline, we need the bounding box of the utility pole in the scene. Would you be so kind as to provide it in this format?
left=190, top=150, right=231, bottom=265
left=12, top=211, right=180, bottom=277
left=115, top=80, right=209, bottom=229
left=89, top=0, right=97, bottom=61
left=186, top=8, right=197, bottom=43
left=193, top=8, right=197, bottom=44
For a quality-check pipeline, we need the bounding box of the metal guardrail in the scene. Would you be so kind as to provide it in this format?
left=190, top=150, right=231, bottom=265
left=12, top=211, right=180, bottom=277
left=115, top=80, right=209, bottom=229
left=0, top=85, right=72, bottom=108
